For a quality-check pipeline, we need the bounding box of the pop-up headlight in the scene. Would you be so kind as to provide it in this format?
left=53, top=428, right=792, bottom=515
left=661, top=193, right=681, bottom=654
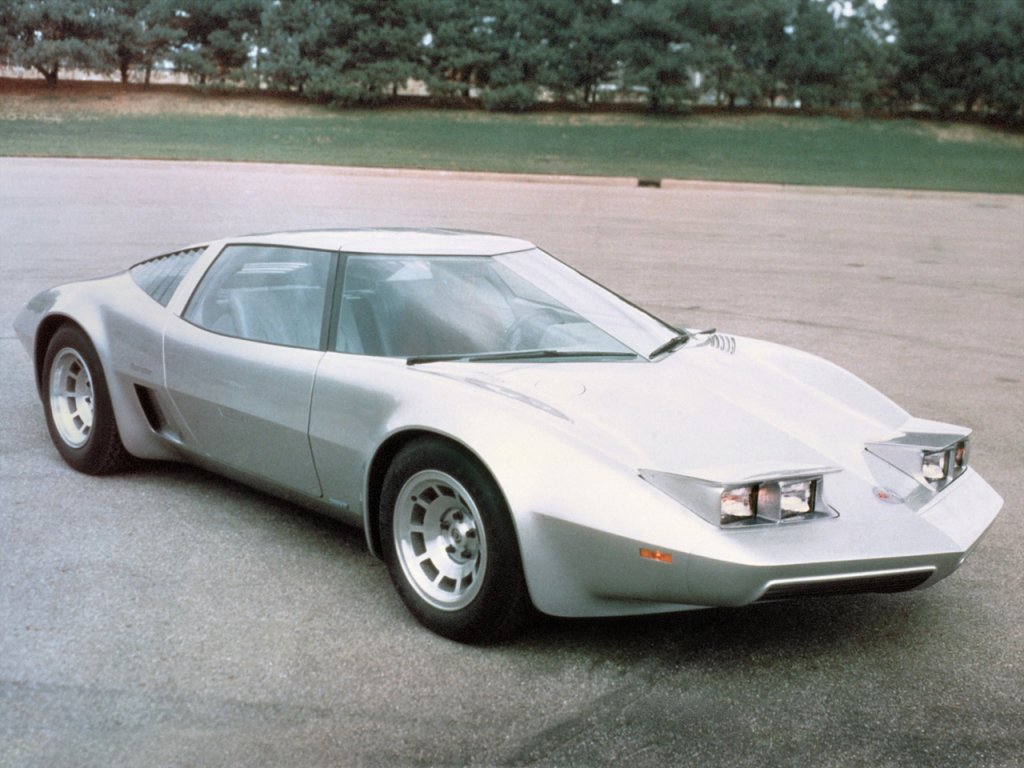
left=866, top=432, right=970, bottom=490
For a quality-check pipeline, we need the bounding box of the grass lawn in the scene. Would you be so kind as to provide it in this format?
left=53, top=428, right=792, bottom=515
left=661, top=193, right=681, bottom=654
left=2, top=80, right=1022, bottom=193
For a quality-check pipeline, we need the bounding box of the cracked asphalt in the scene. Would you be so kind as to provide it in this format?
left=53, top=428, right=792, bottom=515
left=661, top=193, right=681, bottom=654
left=1, top=158, right=1022, bottom=767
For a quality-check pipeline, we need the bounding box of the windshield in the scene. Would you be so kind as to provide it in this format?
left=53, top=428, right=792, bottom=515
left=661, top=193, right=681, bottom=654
left=333, top=248, right=679, bottom=360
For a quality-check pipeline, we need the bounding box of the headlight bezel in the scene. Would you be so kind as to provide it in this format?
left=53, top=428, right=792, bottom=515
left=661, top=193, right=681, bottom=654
left=640, top=466, right=839, bottom=529
left=866, top=432, right=970, bottom=490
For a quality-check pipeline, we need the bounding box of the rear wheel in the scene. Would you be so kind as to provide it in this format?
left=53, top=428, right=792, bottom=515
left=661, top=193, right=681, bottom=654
left=381, top=438, right=532, bottom=643
left=42, top=326, right=131, bottom=474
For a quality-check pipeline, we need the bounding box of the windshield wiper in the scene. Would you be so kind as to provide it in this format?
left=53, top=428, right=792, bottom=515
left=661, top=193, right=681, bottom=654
left=406, top=349, right=638, bottom=366
left=648, top=328, right=716, bottom=359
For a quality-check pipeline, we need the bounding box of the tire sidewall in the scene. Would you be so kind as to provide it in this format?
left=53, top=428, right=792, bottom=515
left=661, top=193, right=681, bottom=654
left=381, top=438, right=529, bottom=643
left=42, top=326, right=122, bottom=474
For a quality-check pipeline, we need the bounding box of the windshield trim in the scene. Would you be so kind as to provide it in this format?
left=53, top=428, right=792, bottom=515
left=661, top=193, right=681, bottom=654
left=406, top=349, right=640, bottom=366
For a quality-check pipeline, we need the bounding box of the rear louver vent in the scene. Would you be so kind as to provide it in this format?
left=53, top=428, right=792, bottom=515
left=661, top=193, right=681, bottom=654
left=130, top=247, right=205, bottom=306
left=707, top=334, right=736, bottom=354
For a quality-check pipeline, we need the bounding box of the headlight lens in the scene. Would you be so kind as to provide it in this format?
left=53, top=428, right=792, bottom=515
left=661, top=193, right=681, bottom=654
left=721, top=486, right=756, bottom=525
left=720, top=477, right=822, bottom=527
left=780, top=478, right=816, bottom=518
left=922, top=450, right=948, bottom=481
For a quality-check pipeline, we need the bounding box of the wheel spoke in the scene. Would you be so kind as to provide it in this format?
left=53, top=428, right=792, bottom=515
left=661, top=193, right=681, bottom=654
left=49, top=347, right=96, bottom=448
left=394, top=469, right=488, bottom=611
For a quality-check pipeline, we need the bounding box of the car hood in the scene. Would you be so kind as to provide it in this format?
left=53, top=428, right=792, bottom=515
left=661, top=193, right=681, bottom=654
left=458, top=335, right=911, bottom=481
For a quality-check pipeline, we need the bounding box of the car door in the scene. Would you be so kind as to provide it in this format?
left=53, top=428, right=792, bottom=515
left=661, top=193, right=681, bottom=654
left=163, top=244, right=337, bottom=498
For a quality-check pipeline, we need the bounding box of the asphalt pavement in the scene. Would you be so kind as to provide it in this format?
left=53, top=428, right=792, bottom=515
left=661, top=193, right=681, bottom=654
left=1, top=157, right=1022, bottom=767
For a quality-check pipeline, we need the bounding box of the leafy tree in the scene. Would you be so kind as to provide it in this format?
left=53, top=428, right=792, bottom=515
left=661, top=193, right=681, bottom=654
left=0, top=0, right=1014, bottom=120
left=0, top=0, right=14, bottom=61
left=109, top=0, right=185, bottom=85
left=424, top=0, right=547, bottom=110
left=830, top=0, right=898, bottom=111
left=890, top=0, right=1024, bottom=117
left=890, top=0, right=966, bottom=113
left=479, top=0, right=545, bottom=101
left=172, top=0, right=262, bottom=84
left=421, top=0, right=619, bottom=107
left=1, top=0, right=117, bottom=87
left=777, top=0, right=849, bottom=108
left=614, top=0, right=702, bottom=112
left=683, top=0, right=790, bottom=108
left=260, top=0, right=365, bottom=96
left=421, top=0, right=499, bottom=99
left=260, top=0, right=429, bottom=103
left=345, top=0, right=430, bottom=98
left=964, top=0, right=1023, bottom=119
left=525, top=0, right=621, bottom=104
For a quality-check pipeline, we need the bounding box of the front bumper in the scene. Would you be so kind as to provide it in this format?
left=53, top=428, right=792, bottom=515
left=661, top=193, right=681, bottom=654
left=527, top=469, right=1003, bottom=618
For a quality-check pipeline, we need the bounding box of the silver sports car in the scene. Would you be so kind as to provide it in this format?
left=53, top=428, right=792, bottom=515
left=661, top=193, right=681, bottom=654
left=15, top=229, right=1003, bottom=642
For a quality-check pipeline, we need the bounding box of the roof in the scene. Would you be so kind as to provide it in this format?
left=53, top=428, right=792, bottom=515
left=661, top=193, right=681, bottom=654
left=220, top=228, right=537, bottom=256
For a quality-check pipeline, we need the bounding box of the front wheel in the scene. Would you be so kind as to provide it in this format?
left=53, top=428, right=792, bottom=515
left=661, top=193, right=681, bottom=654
left=42, top=325, right=131, bottom=475
left=380, top=438, right=532, bottom=643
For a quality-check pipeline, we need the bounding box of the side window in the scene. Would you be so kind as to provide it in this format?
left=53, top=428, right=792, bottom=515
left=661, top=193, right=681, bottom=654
left=183, top=245, right=334, bottom=350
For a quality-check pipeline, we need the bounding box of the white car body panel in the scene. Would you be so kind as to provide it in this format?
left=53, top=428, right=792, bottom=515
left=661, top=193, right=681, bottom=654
left=14, top=229, right=1003, bottom=621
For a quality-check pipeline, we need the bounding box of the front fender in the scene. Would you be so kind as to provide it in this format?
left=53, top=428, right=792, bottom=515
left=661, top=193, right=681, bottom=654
left=307, top=355, right=709, bottom=617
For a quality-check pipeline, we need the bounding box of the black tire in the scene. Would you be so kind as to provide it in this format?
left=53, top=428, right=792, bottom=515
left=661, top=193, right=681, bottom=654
left=380, top=438, right=533, bottom=643
left=42, top=325, right=132, bottom=475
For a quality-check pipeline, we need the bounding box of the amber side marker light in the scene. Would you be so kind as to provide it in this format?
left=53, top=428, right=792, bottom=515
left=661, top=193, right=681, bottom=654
left=640, top=548, right=673, bottom=563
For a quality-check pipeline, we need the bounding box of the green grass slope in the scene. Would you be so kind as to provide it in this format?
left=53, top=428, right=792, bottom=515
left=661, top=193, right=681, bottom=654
left=1, top=83, right=1021, bottom=193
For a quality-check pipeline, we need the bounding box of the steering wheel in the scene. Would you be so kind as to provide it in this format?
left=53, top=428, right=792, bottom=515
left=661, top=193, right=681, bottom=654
left=502, top=307, right=566, bottom=349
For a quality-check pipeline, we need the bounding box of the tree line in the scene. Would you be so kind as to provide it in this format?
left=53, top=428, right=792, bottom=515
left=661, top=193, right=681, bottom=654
left=2, top=0, right=1022, bottom=120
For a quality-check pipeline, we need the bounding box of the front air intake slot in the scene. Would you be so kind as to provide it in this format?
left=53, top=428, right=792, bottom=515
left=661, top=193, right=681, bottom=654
left=757, top=568, right=934, bottom=601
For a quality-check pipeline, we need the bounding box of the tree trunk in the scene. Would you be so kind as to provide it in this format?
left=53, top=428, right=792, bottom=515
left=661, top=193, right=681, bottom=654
left=37, top=64, right=59, bottom=89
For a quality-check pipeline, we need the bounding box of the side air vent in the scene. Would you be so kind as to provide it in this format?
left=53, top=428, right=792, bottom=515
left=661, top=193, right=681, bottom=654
left=133, top=384, right=164, bottom=431
left=757, top=568, right=934, bottom=601
left=130, top=247, right=205, bottom=306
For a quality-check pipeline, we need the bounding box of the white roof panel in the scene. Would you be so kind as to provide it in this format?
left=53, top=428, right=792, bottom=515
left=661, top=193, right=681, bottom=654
left=225, top=228, right=536, bottom=256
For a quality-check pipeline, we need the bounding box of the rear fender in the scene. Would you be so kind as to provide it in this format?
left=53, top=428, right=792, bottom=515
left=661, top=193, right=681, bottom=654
left=32, top=276, right=183, bottom=462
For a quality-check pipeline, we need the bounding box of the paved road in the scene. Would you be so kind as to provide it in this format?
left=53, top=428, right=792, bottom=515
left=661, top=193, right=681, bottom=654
left=2, top=158, right=1022, bottom=767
